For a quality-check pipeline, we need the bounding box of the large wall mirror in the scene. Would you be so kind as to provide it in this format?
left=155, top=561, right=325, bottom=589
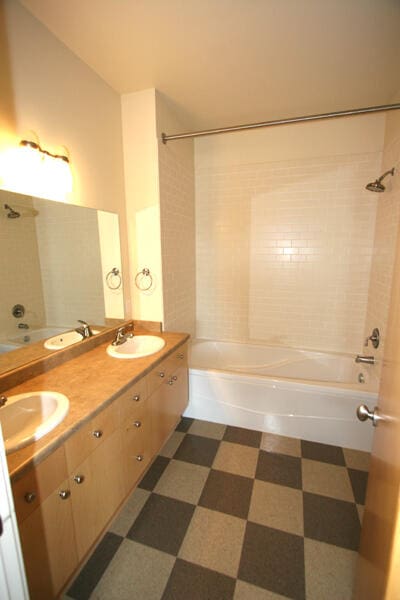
left=0, top=189, right=125, bottom=375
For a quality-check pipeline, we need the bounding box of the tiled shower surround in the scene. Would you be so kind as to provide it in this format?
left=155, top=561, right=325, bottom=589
left=196, top=152, right=381, bottom=354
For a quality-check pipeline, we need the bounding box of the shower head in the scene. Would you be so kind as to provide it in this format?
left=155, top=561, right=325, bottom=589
left=366, top=167, right=395, bottom=192
left=4, top=204, right=20, bottom=219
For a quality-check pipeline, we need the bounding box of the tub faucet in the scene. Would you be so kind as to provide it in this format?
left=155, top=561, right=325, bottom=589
left=355, top=355, right=375, bottom=365
left=17, top=323, right=29, bottom=329
left=111, top=325, right=134, bottom=346
left=75, top=320, right=93, bottom=338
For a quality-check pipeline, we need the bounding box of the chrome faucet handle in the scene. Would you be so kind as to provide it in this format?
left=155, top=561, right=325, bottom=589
left=76, top=320, right=93, bottom=338
left=355, top=355, right=375, bottom=365
left=364, top=327, right=380, bottom=349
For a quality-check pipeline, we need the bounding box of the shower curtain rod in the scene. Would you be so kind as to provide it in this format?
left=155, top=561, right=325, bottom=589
left=161, top=102, right=400, bottom=144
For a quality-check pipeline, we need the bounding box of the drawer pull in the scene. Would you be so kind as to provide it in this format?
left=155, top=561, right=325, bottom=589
left=93, top=430, right=103, bottom=438
left=59, top=490, right=71, bottom=500
left=133, top=420, right=142, bottom=428
left=136, top=454, right=144, bottom=462
left=132, top=394, right=140, bottom=402
left=172, top=375, right=178, bottom=381
left=159, top=371, right=165, bottom=378
left=74, top=475, right=85, bottom=484
left=24, top=492, right=36, bottom=504
left=177, top=353, right=184, bottom=359
left=167, top=379, right=174, bottom=386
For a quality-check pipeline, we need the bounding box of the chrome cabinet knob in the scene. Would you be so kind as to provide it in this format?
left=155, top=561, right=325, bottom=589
left=93, top=430, right=103, bottom=438
left=24, top=492, right=36, bottom=504
left=357, top=404, right=381, bottom=426
left=133, top=420, right=142, bottom=428
left=172, top=375, right=178, bottom=381
left=177, top=353, right=184, bottom=359
left=167, top=379, right=173, bottom=385
left=136, top=455, right=144, bottom=462
left=132, top=394, right=140, bottom=402
left=59, top=490, right=71, bottom=500
left=159, top=371, right=165, bottom=378
left=74, top=475, right=85, bottom=484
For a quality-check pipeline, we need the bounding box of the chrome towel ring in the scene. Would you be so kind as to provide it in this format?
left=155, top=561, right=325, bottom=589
left=135, top=268, right=153, bottom=291
left=106, top=267, right=122, bottom=290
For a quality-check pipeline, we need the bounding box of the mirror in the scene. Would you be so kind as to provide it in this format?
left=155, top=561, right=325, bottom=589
left=0, top=189, right=125, bottom=375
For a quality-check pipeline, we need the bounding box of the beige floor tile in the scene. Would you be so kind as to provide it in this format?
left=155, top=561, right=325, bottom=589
left=302, top=459, right=354, bottom=502
left=158, top=431, right=185, bottom=458
left=154, top=459, right=209, bottom=504
left=179, top=506, right=246, bottom=578
left=108, top=488, right=150, bottom=537
left=260, top=432, right=301, bottom=457
left=92, top=539, right=175, bottom=600
left=343, top=447, right=370, bottom=471
left=357, top=504, right=364, bottom=524
left=213, top=441, right=259, bottom=478
left=188, top=419, right=226, bottom=440
left=248, top=479, right=304, bottom=536
left=234, top=580, right=287, bottom=599
left=304, top=538, right=358, bottom=600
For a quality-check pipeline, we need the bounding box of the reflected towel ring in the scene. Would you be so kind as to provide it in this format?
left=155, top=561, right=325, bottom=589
left=135, top=268, right=153, bottom=291
left=106, top=267, right=122, bottom=290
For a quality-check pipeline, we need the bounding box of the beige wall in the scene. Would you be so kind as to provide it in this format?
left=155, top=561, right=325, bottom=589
left=156, top=93, right=196, bottom=336
left=0, top=0, right=130, bottom=314
left=195, top=115, right=384, bottom=353
left=364, top=107, right=400, bottom=373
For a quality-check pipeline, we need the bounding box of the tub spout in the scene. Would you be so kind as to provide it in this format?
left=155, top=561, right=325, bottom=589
left=355, top=355, right=375, bottom=365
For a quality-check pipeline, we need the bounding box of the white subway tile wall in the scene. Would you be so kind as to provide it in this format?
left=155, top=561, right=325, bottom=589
left=196, top=153, right=381, bottom=353
left=364, top=114, right=400, bottom=374
left=159, top=138, right=196, bottom=336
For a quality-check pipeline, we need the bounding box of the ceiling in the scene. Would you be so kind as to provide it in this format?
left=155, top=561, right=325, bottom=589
left=19, top=0, right=400, bottom=132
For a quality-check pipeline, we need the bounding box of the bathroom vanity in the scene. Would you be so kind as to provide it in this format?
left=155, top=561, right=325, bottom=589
left=3, top=327, right=189, bottom=599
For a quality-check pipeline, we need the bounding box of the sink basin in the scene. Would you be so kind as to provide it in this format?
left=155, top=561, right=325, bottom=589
left=1, top=391, right=69, bottom=454
left=106, top=335, right=165, bottom=359
left=44, top=329, right=99, bottom=350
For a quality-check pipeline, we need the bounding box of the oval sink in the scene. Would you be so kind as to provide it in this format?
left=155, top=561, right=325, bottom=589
left=1, top=391, right=69, bottom=454
left=44, top=329, right=99, bottom=350
left=106, top=335, right=165, bottom=359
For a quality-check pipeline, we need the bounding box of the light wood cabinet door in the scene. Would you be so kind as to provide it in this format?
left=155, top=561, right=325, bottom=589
left=18, top=478, right=77, bottom=600
left=69, top=428, right=125, bottom=560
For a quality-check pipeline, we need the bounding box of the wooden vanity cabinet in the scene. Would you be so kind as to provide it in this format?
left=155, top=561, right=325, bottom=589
left=64, top=402, right=125, bottom=561
left=12, top=447, right=77, bottom=600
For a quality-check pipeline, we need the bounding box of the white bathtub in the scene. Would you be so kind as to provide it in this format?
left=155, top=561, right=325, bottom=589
left=185, top=340, right=378, bottom=451
left=7, top=327, right=68, bottom=346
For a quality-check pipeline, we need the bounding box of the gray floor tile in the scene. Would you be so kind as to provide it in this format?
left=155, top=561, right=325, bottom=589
left=256, top=450, right=302, bottom=489
left=224, top=426, right=262, bottom=448
left=238, top=522, right=305, bottom=600
left=348, top=468, right=369, bottom=505
left=248, top=480, right=304, bottom=536
left=127, top=493, right=195, bottom=555
left=304, top=538, right=358, bottom=599
left=174, top=433, right=220, bottom=467
left=109, top=488, right=150, bottom=537
left=154, top=459, right=210, bottom=504
left=301, top=459, right=354, bottom=502
left=175, top=417, right=194, bottom=432
left=260, top=432, right=301, bottom=457
left=301, top=440, right=345, bottom=466
left=179, top=506, right=246, bottom=578
left=213, top=441, right=259, bottom=478
left=138, top=456, right=170, bottom=491
left=199, top=469, right=253, bottom=519
left=92, top=539, right=175, bottom=600
left=162, top=559, right=236, bottom=600
left=188, top=419, right=227, bottom=440
left=159, top=431, right=186, bottom=458
left=303, top=492, right=361, bottom=551
left=234, top=580, right=288, bottom=599
left=343, top=447, right=370, bottom=471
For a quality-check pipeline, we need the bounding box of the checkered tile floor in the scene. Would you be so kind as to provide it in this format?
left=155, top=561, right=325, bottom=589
left=65, top=418, right=369, bottom=600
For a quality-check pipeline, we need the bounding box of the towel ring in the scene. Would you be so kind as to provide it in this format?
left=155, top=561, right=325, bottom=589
left=106, top=267, right=122, bottom=290
left=135, top=268, right=153, bottom=291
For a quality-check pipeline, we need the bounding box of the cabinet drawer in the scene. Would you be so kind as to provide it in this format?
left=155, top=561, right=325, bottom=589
left=12, top=444, right=68, bottom=523
left=118, top=375, right=148, bottom=421
left=122, top=421, right=151, bottom=491
left=65, top=401, right=119, bottom=473
left=168, top=343, right=188, bottom=373
left=147, top=343, right=188, bottom=396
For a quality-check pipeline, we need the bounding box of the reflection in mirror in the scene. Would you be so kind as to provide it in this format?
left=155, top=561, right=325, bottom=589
left=0, top=189, right=125, bottom=373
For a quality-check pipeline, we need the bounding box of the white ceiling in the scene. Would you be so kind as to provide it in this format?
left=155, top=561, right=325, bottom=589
left=19, top=0, right=400, bottom=132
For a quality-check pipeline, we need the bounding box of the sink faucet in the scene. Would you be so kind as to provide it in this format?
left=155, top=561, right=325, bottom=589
left=18, top=323, right=29, bottom=329
left=0, top=396, right=7, bottom=407
left=355, top=355, right=375, bottom=365
left=75, top=320, right=93, bottom=338
left=111, top=325, right=134, bottom=346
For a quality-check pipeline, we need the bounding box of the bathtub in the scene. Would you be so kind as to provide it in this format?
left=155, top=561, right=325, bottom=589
left=185, top=340, right=379, bottom=451
left=7, top=327, right=68, bottom=346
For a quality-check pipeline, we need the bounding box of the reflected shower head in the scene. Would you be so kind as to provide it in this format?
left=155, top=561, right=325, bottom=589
left=4, top=204, right=20, bottom=218
left=366, top=167, right=395, bottom=192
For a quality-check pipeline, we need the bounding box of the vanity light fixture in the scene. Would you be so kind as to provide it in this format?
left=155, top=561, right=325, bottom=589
left=19, top=139, right=73, bottom=195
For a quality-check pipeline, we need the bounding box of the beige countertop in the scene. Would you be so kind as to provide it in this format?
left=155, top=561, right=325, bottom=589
left=4, top=330, right=189, bottom=480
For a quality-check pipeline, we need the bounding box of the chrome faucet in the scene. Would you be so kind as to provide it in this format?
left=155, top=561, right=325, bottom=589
left=111, top=325, right=133, bottom=346
left=355, top=355, right=375, bottom=365
left=17, top=323, right=29, bottom=329
left=75, top=320, right=93, bottom=338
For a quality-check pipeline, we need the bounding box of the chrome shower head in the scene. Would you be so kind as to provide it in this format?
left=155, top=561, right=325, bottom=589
left=4, top=203, right=20, bottom=218
left=366, top=167, right=395, bottom=192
